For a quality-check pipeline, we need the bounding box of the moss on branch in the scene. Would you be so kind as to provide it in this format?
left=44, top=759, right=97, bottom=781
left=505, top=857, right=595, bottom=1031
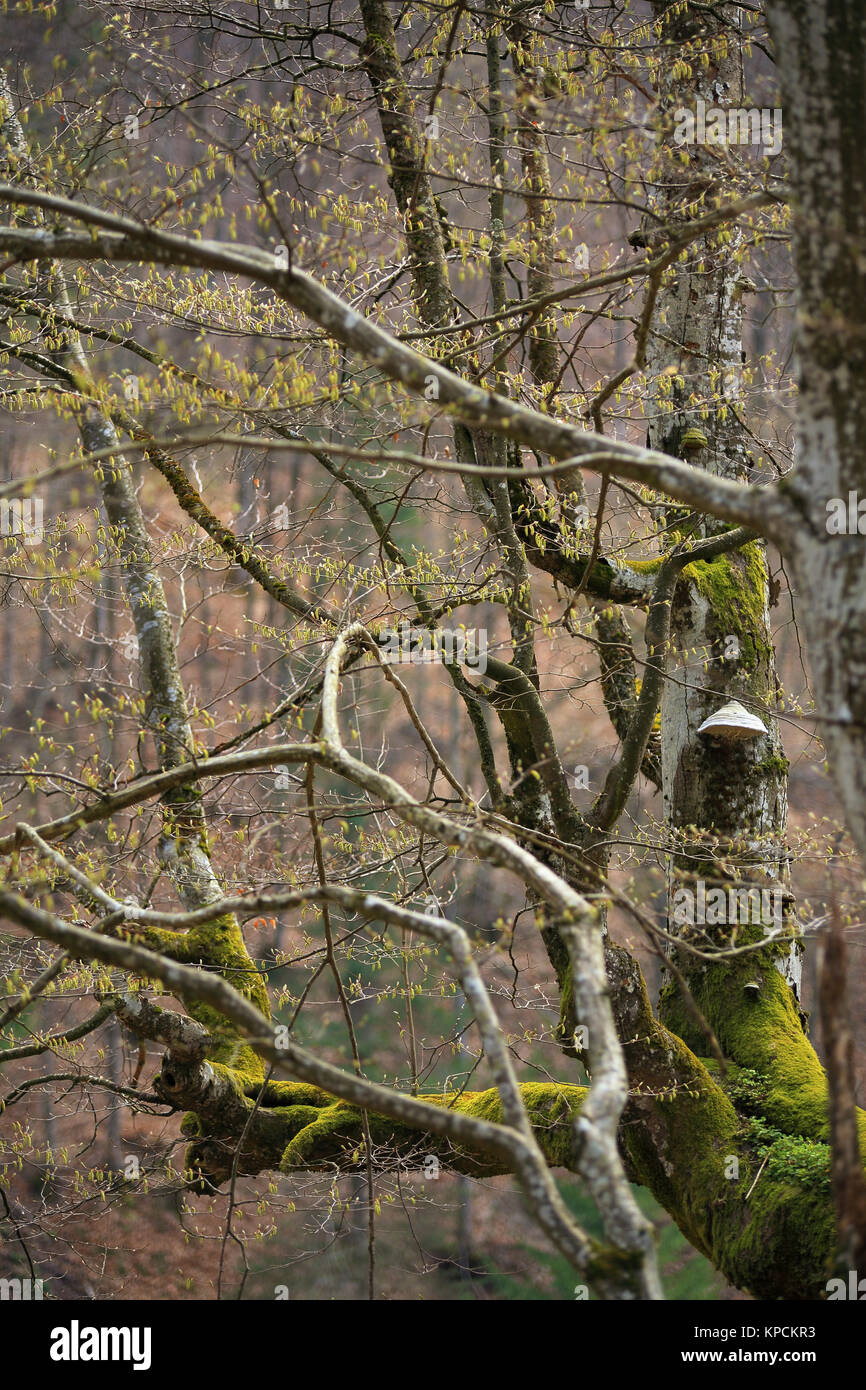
left=278, top=1081, right=585, bottom=1176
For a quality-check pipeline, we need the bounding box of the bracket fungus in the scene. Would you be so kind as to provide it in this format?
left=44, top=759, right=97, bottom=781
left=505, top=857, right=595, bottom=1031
left=679, top=427, right=709, bottom=454
left=697, top=699, right=768, bottom=741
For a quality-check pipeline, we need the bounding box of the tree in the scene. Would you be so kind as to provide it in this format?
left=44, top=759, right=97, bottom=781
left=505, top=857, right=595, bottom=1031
left=0, top=0, right=864, bottom=1301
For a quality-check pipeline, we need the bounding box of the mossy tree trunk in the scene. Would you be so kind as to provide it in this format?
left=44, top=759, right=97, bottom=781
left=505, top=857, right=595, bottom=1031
left=644, top=3, right=801, bottom=1054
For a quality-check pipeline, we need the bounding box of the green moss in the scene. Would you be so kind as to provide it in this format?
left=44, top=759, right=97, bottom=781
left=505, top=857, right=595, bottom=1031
left=682, top=541, right=771, bottom=678
left=117, top=906, right=270, bottom=1091
left=173, top=912, right=271, bottom=1089
left=718, top=1168, right=837, bottom=1298
left=660, top=946, right=830, bottom=1138
left=619, top=1035, right=838, bottom=1296
left=259, top=1080, right=333, bottom=1108
left=515, top=1082, right=586, bottom=1167
left=752, top=751, right=791, bottom=778
left=623, top=1039, right=746, bottom=1259
left=278, top=1082, right=587, bottom=1176
left=623, top=557, right=664, bottom=574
